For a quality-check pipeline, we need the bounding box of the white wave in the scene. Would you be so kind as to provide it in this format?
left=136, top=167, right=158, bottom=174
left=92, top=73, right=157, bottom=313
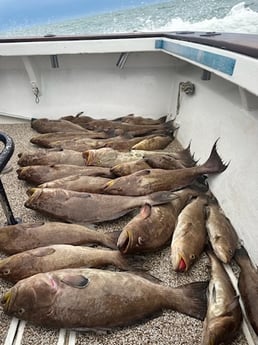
left=152, top=2, right=258, bottom=33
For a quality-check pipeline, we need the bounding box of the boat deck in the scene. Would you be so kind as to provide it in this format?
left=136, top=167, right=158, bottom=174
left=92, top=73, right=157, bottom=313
left=0, top=123, right=249, bottom=345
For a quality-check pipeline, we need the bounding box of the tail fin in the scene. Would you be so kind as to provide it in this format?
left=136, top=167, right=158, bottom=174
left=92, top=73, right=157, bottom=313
left=172, top=141, right=197, bottom=168
left=171, top=281, right=208, bottom=320
left=158, top=115, right=167, bottom=123
left=146, top=191, right=179, bottom=206
left=234, top=246, right=250, bottom=267
left=102, top=230, right=121, bottom=249
left=200, top=139, right=229, bottom=174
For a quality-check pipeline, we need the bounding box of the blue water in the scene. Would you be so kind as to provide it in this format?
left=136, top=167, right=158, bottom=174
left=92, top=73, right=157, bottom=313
left=1, top=1, right=258, bottom=36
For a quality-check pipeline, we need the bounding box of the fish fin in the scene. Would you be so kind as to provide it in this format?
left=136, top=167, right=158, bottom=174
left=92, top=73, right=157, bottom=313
left=103, top=230, right=122, bottom=249
left=158, top=115, right=167, bottom=123
left=70, top=327, right=111, bottom=334
left=220, top=296, right=240, bottom=317
left=211, top=283, right=217, bottom=303
left=31, top=247, right=56, bottom=257
left=148, top=191, right=179, bottom=205
left=24, top=222, right=45, bottom=229
left=134, top=169, right=151, bottom=176
left=200, top=139, right=229, bottom=174
left=128, top=270, right=163, bottom=284
left=163, top=119, right=178, bottom=132
left=61, top=274, right=90, bottom=289
left=75, top=111, right=84, bottom=117
left=177, top=281, right=208, bottom=320
left=234, top=246, right=249, bottom=264
left=140, top=204, right=152, bottom=219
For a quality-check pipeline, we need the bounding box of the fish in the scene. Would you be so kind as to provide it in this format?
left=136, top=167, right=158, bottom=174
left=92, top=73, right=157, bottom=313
left=144, top=154, right=186, bottom=170
left=234, top=246, right=258, bottom=335
left=206, top=199, right=238, bottom=263
left=142, top=142, right=195, bottom=169
left=103, top=140, right=228, bottom=196
left=202, top=250, right=242, bottom=345
left=0, top=245, right=135, bottom=283
left=144, top=143, right=196, bottom=169
left=83, top=148, right=189, bottom=169
left=0, top=222, right=120, bottom=254
left=114, top=114, right=167, bottom=125
left=44, top=135, right=164, bottom=152
left=31, top=118, right=87, bottom=133
left=61, top=113, right=94, bottom=125
left=18, top=149, right=86, bottom=167
left=17, top=164, right=114, bottom=185
left=131, top=135, right=172, bottom=151
left=1, top=268, right=208, bottom=329
left=111, top=159, right=151, bottom=177
left=63, top=113, right=167, bottom=126
left=37, top=175, right=111, bottom=193
left=117, top=188, right=200, bottom=254
left=24, top=188, right=178, bottom=223
left=171, top=196, right=207, bottom=272
left=80, top=118, right=176, bottom=135
left=30, top=131, right=110, bottom=147
left=83, top=148, right=149, bottom=168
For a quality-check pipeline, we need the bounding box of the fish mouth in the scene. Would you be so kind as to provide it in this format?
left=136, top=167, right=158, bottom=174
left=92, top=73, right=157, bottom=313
left=1, top=289, right=15, bottom=313
left=26, top=187, right=37, bottom=197
left=117, top=231, right=131, bottom=254
left=24, top=188, right=42, bottom=208
left=83, top=151, right=94, bottom=165
left=175, top=254, right=188, bottom=273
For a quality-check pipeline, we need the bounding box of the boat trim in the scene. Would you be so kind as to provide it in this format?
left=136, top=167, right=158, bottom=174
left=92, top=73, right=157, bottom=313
left=155, top=39, right=236, bottom=76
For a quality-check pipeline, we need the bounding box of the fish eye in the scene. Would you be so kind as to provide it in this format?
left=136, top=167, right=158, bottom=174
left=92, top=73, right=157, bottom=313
left=190, top=254, right=196, bottom=260
left=3, top=268, right=10, bottom=276
left=18, top=308, right=25, bottom=315
left=138, top=237, right=145, bottom=246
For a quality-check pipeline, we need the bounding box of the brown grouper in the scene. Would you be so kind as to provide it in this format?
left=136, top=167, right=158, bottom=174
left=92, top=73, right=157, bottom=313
left=1, top=268, right=208, bottom=329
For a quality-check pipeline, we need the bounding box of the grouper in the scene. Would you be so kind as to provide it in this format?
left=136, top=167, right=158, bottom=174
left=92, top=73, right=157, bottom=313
left=234, top=246, right=258, bottom=335
left=202, top=250, right=242, bottom=344
left=117, top=188, right=200, bottom=254
left=25, top=189, right=178, bottom=223
left=18, top=149, right=86, bottom=167
left=0, top=221, right=120, bottom=254
left=17, top=164, right=114, bottom=185
left=103, top=140, right=228, bottom=196
left=0, top=245, right=136, bottom=283
left=1, top=268, right=208, bottom=329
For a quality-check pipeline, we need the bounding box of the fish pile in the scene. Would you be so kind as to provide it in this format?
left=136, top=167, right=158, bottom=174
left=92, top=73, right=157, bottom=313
left=0, top=113, right=257, bottom=344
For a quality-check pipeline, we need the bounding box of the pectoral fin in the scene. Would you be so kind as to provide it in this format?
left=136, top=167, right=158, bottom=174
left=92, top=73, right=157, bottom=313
left=61, top=274, right=90, bottom=289
left=140, top=204, right=152, bottom=219
left=31, top=247, right=56, bottom=257
left=222, top=296, right=240, bottom=316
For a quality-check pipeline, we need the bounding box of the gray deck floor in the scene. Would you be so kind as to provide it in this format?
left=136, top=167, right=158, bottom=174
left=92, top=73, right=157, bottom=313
left=0, top=123, right=248, bottom=345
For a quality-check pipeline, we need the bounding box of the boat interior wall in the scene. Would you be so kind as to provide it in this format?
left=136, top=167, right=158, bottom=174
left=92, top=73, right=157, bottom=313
left=0, top=52, right=181, bottom=121
left=172, top=68, right=258, bottom=265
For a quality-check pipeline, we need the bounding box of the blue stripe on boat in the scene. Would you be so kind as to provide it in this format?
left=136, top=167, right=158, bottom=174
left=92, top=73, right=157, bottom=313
left=155, top=39, right=236, bottom=76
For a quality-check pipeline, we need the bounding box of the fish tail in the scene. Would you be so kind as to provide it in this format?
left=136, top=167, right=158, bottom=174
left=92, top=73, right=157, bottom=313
left=102, top=230, right=121, bottom=249
left=167, top=281, right=208, bottom=320
left=234, top=246, right=250, bottom=267
left=112, top=252, right=147, bottom=272
left=200, top=139, right=229, bottom=174
left=146, top=191, right=179, bottom=206
left=163, top=119, right=179, bottom=137
left=158, top=115, right=167, bottom=123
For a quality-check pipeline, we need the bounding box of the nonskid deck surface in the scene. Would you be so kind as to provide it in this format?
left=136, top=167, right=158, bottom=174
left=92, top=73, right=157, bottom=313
left=0, top=123, right=248, bottom=345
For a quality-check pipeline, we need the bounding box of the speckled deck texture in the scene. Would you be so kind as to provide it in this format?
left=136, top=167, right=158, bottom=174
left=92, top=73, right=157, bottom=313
left=0, top=123, right=248, bottom=345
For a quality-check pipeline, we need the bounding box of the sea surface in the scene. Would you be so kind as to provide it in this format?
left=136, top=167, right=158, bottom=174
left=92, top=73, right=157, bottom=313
left=1, top=0, right=258, bottom=37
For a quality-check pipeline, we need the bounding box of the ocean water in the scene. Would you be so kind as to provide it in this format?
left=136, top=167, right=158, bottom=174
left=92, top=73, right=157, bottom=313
left=1, top=0, right=258, bottom=37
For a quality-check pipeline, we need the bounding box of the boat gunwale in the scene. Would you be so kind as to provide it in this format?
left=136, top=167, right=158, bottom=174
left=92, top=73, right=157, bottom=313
left=0, top=31, right=258, bottom=59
